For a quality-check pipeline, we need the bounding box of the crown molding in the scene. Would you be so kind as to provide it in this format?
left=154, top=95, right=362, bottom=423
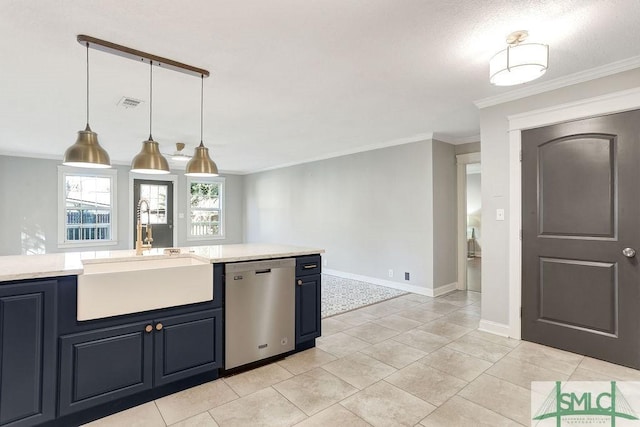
left=474, top=55, right=640, bottom=109
left=432, top=133, right=481, bottom=145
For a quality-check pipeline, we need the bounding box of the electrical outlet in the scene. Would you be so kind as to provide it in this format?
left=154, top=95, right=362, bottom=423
left=323, top=258, right=327, bottom=267
left=388, top=269, right=394, bottom=278
left=405, top=272, right=410, bottom=281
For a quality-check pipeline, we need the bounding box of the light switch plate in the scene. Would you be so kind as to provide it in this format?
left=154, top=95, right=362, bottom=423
left=496, top=208, right=505, bottom=221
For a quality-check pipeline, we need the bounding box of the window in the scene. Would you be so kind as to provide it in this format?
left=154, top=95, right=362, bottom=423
left=58, top=166, right=117, bottom=247
left=139, top=183, right=168, bottom=225
left=187, top=177, right=224, bottom=240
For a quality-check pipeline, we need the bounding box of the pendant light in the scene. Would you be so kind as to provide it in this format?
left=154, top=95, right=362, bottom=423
left=489, top=30, right=549, bottom=86
left=131, top=61, right=170, bottom=174
left=185, top=74, right=219, bottom=177
left=63, top=43, right=111, bottom=168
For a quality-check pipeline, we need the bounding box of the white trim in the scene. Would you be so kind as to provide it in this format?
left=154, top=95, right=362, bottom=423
left=508, top=129, right=522, bottom=339
left=433, top=282, right=458, bottom=297
left=323, top=269, right=433, bottom=296
left=478, top=320, right=511, bottom=338
left=57, top=166, right=118, bottom=248
left=433, top=133, right=481, bottom=145
left=507, top=86, right=640, bottom=341
left=186, top=176, right=226, bottom=241
left=508, top=87, right=640, bottom=131
left=456, top=152, right=481, bottom=291
left=128, top=173, right=179, bottom=249
left=475, top=56, right=640, bottom=109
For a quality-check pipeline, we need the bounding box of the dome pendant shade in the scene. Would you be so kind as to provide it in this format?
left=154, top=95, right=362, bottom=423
left=130, top=138, right=170, bottom=174
left=185, top=142, right=218, bottom=177
left=489, top=42, right=548, bottom=86
left=63, top=124, right=111, bottom=168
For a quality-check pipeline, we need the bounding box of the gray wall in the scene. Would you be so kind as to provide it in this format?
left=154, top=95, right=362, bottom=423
left=432, top=140, right=457, bottom=289
left=243, top=139, right=458, bottom=292
left=0, top=155, right=244, bottom=255
left=244, top=141, right=437, bottom=289
left=479, top=67, right=640, bottom=326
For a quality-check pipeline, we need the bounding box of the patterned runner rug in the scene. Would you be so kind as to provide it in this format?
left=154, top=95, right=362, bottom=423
left=322, top=274, right=408, bottom=318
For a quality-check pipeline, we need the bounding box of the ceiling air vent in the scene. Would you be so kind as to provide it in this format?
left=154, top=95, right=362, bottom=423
left=117, top=96, right=143, bottom=109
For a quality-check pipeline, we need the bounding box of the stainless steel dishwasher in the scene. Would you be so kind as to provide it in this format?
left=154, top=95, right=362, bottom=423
left=225, top=258, right=295, bottom=369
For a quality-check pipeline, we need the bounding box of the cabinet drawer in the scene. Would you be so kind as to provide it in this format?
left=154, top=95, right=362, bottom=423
left=296, top=255, right=321, bottom=277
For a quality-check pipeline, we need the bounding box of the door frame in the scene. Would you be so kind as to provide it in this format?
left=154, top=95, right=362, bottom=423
left=507, top=87, right=640, bottom=340
left=128, top=173, right=179, bottom=249
left=456, top=152, right=481, bottom=291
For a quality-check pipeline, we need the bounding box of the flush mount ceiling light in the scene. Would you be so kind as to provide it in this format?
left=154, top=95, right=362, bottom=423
left=76, top=35, right=214, bottom=174
left=186, top=75, right=219, bottom=177
left=489, top=30, right=549, bottom=86
left=130, top=61, right=170, bottom=174
left=63, top=42, right=111, bottom=168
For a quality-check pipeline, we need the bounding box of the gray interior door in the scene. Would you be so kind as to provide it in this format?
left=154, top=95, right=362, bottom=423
left=133, top=179, right=174, bottom=249
left=522, top=109, right=640, bottom=369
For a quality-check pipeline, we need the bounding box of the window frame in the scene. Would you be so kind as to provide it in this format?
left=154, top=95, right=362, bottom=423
left=57, top=166, right=118, bottom=248
left=186, top=176, right=225, bottom=241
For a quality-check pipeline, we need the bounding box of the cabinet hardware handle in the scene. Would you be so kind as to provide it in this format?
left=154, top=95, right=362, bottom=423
left=145, top=325, right=153, bottom=333
left=156, top=323, right=163, bottom=331
left=303, top=264, right=317, bottom=269
left=297, top=280, right=303, bottom=286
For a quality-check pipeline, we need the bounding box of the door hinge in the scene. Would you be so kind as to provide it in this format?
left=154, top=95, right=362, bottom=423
left=519, top=229, right=522, bottom=240
left=520, top=307, right=523, bottom=318
left=519, top=150, right=522, bottom=162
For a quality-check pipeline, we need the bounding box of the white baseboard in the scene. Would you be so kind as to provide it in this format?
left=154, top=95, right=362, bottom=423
left=478, top=319, right=513, bottom=338
left=323, top=269, right=433, bottom=296
left=323, top=270, right=459, bottom=298
left=433, top=282, right=458, bottom=297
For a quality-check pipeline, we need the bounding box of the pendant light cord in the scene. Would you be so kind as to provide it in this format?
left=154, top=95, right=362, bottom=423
left=200, top=74, right=204, bottom=144
left=86, top=42, right=90, bottom=126
left=149, top=61, right=153, bottom=140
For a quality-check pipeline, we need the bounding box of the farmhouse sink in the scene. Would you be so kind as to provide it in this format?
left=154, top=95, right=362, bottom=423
left=77, top=256, right=213, bottom=321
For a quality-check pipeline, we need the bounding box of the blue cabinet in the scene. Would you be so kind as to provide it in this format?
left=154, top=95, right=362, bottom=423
left=0, top=280, right=57, bottom=427
left=58, top=309, right=222, bottom=416
left=295, top=256, right=322, bottom=345
left=58, top=321, right=154, bottom=416
left=154, top=310, right=223, bottom=386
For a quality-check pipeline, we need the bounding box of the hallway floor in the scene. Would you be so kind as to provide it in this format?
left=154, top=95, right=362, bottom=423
left=86, top=291, right=640, bottom=427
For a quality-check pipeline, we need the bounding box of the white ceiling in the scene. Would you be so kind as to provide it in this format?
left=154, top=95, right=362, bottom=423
left=1, top=1, right=639, bottom=174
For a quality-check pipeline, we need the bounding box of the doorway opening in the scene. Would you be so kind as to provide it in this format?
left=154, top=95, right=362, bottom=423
left=465, top=163, right=481, bottom=292
left=456, top=152, right=481, bottom=292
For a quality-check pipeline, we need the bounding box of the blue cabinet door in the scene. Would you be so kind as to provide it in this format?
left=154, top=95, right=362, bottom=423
left=58, top=322, right=153, bottom=416
left=0, top=280, right=57, bottom=427
left=295, top=274, right=321, bottom=344
left=154, top=309, right=222, bottom=386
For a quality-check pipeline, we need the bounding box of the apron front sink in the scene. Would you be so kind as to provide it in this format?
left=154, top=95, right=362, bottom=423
left=77, top=256, right=213, bottom=321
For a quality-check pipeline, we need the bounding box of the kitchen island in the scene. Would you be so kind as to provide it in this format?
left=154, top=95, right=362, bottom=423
left=0, top=243, right=323, bottom=427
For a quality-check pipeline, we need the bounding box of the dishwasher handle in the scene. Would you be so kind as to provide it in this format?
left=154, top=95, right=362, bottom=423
left=255, top=269, right=271, bottom=274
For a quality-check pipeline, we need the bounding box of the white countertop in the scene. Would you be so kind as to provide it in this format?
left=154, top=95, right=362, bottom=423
left=0, top=243, right=324, bottom=283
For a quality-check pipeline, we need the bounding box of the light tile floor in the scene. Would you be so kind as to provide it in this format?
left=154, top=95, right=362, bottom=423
left=86, top=291, right=640, bottom=427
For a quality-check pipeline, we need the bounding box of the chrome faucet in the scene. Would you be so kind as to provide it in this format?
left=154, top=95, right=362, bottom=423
left=135, top=199, right=153, bottom=255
